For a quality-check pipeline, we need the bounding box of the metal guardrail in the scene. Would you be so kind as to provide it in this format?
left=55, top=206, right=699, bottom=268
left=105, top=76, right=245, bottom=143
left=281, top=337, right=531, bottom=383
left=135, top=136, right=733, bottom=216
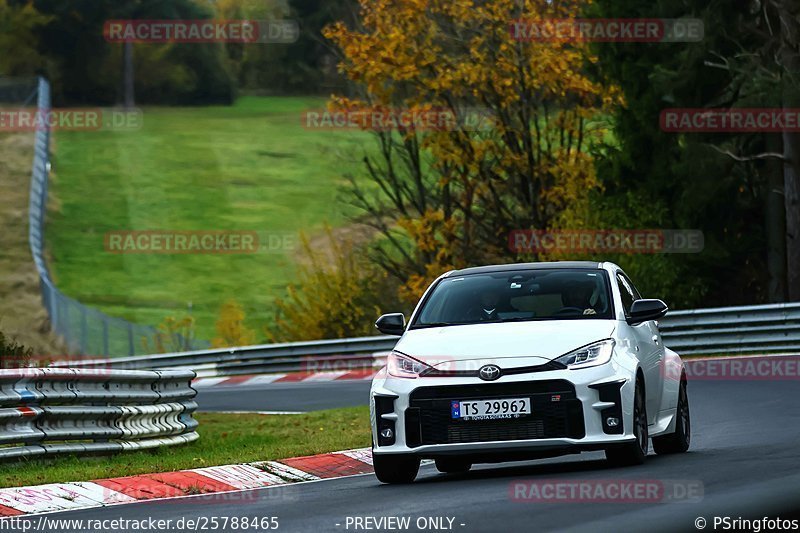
left=25, top=77, right=205, bottom=356
left=55, top=302, right=800, bottom=373
left=0, top=368, right=198, bottom=461
left=659, top=302, right=800, bottom=355
left=58, top=336, right=397, bottom=376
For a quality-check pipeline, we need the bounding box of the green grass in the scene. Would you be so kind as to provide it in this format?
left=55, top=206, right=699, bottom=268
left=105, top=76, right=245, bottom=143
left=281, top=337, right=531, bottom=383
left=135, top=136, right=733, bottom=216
left=48, top=97, right=372, bottom=343
left=0, top=406, right=370, bottom=488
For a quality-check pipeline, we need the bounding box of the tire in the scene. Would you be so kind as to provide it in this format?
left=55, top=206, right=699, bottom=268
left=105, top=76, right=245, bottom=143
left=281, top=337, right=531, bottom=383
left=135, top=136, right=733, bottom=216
left=606, top=377, right=648, bottom=467
left=434, top=457, right=472, bottom=474
left=373, top=453, right=420, bottom=484
left=653, top=378, right=691, bottom=454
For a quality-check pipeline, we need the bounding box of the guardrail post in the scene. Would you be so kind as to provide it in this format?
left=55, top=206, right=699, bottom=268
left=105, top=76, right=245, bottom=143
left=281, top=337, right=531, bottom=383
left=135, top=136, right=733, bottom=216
left=127, top=322, right=135, bottom=356
left=80, top=309, right=88, bottom=354
left=62, top=299, right=71, bottom=352
left=103, top=320, right=109, bottom=356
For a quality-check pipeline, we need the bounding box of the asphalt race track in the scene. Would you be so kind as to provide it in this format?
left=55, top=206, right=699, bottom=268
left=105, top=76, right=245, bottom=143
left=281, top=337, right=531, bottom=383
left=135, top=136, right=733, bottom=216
left=15, top=379, right=800, bottom=532
left=195, top=380, right=372, bottom=412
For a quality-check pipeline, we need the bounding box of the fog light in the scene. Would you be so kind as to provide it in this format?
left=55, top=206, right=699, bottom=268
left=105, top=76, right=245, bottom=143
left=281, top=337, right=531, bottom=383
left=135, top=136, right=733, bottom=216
left=606, top=417, right=619, bottom=427
left=380, top=428, right=394, bottom=439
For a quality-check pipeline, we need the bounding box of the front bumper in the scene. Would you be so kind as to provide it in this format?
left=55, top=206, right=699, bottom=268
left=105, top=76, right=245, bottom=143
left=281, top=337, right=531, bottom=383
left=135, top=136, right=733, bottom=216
left=370, top=359, right=637, bottom=458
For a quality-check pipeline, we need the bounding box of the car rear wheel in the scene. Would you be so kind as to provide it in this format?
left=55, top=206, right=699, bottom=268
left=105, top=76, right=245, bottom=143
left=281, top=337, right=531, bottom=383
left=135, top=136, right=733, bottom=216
left=434, top=457, right=472, bottom=474
left=605, top=377, right=648, bottom=467
left=373, top=453, right=420, bottom=484
left=653, top=378, right=690, bottom=454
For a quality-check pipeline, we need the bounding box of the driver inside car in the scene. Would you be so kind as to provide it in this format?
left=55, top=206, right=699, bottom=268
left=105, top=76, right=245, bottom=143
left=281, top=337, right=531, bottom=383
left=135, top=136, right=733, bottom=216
left=561, top=281, right=598, bottom=315
left=465, top=288, right=502, bottom=322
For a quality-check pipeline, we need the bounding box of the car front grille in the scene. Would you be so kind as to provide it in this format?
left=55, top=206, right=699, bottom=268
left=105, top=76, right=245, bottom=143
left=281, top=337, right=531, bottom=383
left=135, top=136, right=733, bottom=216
left=405, top=380, right=585, bottom=447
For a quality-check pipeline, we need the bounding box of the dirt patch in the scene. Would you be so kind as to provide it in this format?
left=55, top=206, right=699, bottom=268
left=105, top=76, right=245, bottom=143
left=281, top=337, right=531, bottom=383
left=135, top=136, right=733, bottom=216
left=0, top=132, right=66, bottom=355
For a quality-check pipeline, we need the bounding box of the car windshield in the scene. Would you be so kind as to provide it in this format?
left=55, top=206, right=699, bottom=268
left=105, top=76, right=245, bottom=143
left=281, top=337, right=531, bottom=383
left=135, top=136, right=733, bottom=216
left=412, top=269, right=613, bottom=328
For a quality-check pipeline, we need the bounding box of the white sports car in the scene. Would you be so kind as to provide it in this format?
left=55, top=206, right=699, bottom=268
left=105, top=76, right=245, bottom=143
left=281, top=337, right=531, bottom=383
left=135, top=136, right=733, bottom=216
left=370, top=261, right=690, bottom=483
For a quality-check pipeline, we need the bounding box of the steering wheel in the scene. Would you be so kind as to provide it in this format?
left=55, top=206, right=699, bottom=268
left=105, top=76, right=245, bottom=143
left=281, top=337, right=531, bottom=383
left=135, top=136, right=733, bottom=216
left=553, top=307, right=584, bottom=316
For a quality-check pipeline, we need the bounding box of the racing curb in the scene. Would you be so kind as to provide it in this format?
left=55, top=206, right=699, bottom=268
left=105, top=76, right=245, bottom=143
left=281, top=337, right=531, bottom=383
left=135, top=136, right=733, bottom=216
left=192, top=369, right=377, bottom=388
left=0, top=449, right=376, bottom=517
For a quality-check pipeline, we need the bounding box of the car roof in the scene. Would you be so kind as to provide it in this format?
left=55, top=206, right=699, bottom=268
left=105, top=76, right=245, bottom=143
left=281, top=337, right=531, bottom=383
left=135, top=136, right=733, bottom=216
left=444, top=261, right=604, bottom=277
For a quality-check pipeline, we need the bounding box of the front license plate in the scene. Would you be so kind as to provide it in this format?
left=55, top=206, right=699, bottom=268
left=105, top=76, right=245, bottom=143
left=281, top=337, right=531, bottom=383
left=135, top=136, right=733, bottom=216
left=451, top=398, right=531, bottom=420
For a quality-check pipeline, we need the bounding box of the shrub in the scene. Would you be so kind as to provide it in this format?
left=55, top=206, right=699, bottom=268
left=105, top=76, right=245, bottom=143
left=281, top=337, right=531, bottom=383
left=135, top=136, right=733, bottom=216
left=266, top=227, right=407, bottom=342
left=0, top=331, right=32, bottom=369
left=212, top=300, right=256, bottom=348
left=141, top=316, right=197, bottom=354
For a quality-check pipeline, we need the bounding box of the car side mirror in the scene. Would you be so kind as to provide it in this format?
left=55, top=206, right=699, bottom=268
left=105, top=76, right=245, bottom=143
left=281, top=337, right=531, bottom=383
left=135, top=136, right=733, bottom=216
left=627, top=299, right=668, bottom=325
left=375, top=313, right=406, bottom=336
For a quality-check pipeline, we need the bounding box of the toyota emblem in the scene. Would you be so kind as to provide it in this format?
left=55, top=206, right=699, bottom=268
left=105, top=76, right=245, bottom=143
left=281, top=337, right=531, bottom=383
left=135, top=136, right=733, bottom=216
left=478, top=365, right=501, bottom=381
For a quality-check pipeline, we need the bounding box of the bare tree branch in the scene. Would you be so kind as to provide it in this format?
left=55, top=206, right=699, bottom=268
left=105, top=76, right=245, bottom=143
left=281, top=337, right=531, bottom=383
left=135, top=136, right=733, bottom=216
left=709, top=144, right=788, bottom=162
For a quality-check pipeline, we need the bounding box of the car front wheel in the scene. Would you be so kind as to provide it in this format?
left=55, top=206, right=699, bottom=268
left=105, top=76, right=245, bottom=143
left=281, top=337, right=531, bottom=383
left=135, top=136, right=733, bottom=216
left=653, top=378, right=690, bottom=454
left=373, top=453, right=420, bottom=484
left=605, top=377, right=648, bottom=467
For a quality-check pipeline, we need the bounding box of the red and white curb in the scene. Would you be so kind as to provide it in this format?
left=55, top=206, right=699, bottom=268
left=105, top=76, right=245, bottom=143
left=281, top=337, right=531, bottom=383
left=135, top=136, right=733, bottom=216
left=192, top=369, right=378, bottom=388
left=0, top=449, right=380, bottom=517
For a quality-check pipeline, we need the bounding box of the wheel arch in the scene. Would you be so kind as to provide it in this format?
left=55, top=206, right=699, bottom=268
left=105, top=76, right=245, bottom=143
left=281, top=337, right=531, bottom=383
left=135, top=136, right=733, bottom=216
left=635, top=367, right=646, bottom=394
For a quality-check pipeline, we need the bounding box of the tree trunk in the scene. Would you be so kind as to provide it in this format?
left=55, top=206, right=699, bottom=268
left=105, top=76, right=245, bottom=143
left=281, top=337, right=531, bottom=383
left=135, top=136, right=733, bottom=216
left=779, top=0, right=800, bottom=300
left=785, top=130, right=800, bottom=300
left=766, top=134, right=788, bottom=301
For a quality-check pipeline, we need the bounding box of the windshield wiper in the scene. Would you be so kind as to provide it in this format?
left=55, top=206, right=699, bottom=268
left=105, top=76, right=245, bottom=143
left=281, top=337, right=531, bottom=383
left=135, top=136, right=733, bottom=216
left=409, top=322, right=469, bottom=330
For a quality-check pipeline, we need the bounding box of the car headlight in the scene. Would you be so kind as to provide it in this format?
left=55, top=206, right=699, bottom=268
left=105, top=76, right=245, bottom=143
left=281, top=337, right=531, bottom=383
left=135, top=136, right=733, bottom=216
left=387, top=351, right=433, bottom=379
left=554, top=339, right=615, bottom=369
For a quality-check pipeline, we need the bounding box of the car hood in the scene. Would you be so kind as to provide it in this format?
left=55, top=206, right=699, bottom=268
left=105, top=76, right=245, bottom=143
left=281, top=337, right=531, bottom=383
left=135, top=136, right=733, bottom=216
left=394, top=320, right=616, bottom=370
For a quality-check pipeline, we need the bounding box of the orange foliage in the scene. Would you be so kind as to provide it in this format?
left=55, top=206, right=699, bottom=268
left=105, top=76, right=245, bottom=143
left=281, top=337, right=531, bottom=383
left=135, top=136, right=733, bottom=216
left=325, top=0, right=621, bottom=303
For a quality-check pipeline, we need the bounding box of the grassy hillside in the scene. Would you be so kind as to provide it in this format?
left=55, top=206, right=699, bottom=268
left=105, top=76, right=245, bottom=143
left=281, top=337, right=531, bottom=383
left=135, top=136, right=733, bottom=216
left=0, top=130, right=66, bottom=355
left=48, top=97, right=370, bottom=344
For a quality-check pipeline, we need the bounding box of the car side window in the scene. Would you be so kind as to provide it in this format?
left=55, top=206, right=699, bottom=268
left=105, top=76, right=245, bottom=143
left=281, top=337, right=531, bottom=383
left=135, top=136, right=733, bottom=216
left=616, top=274, right=636, bottom=316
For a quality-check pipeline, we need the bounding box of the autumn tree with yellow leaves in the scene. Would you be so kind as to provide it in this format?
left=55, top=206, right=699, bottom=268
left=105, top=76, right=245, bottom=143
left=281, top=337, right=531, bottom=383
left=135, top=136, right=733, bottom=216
left=212, top=300, right=256, bottom=348
left=324, top=0, right=620, bottom=303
